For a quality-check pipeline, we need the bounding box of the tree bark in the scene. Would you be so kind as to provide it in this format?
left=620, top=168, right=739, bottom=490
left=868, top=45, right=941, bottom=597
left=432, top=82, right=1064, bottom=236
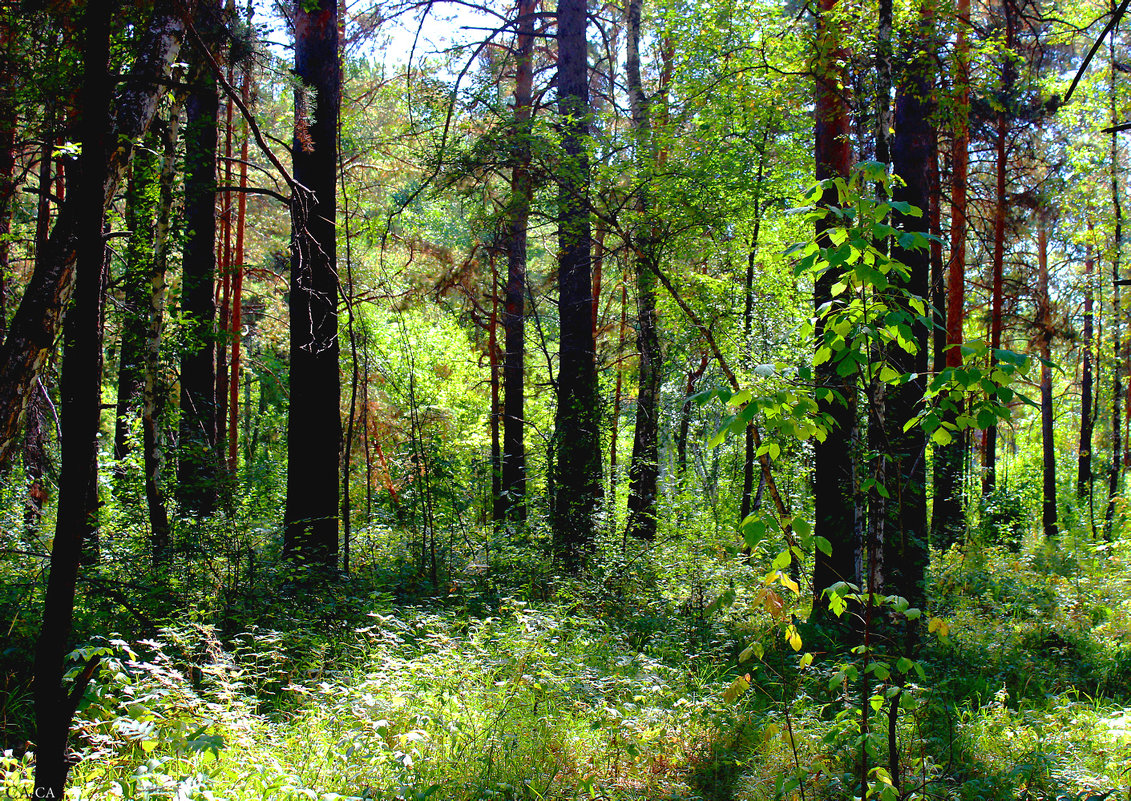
left=178, top=47, right=220, bottom=516
left=551, top=0, right=603, bottom=570
left=623, top=0, right=662, bottom=542
left=114, top=132, right=161, bottom=468
left=500, top=0, right=535, bottom=524
left=146, top=109, right=180, bottom=566
left=490, top=260, right=503, bottom=522
left=0, top=0, right=196, bottom=468
left=932, top=0, right=970, bottom=548
left=284, top=0, right=341, bottom=568
left=1106, top=40, right=1123, bottom=539
left=884, top=1, right=935, bottom=610
left=1037, top=212, right=1057, bottom=538
left=33, top=2, right=112, bottom=793
left=1079, top=237, right=1095, bottom=502
left=811, top=0, right=857, bottom=606
left=23, top=126, right=57, bottom=531
left=0, top=17, right=15, bottom=345
left=984, top=3, right=1014, bottom=497
left=229, top=63, right=250, bottom=472
left=215, top=61, right=235, bottom=477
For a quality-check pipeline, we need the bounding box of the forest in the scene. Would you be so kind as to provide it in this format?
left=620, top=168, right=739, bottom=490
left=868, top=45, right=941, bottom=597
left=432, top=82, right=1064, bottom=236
left=3, top=0, right=1131, bottom=797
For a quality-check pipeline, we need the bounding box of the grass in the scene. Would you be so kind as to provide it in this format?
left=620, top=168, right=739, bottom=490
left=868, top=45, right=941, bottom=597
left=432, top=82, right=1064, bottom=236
left=5, top=527, right=1131, bottom=800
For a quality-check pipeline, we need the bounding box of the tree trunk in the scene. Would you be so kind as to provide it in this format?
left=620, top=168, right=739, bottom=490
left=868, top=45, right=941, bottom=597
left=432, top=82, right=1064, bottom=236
left=610, top=281, right=628, bottom=502
left=114, top=132, right=161, bottom=468
left=501, top=0, right=533, bottom=524
left=0, top=0, right=196, bottom=468
left=178, top=48, right=220, bottom=516
left=1037, top=213, right=1057, bottom=538
left=1106, top=44, right=1123, bottom=539
left=229, top=63, right=250, bottom=472
left=33, top=3, right=112, bottom=793
left=1079, top=237, right=1094, bottom=502
left=984, top=3, right=1014, bottom=497
left=811, top=0, right=856, bottom=606
left=284, top=0, right=341, bottom=568
left=551, top=0, right=603, bottom=570
left=0, top=17, right=14, bottom=345
left=884, top=0, right=935, bottom=611
left=146, top=109, right=180, bottom=566
left=741, top=141, right=767, bottom=525
left=678, top=352, right=708, bottom=482
left=932, top=0, right=970, bottom=548
left=623, top=0, right=662, bottom=542
left=23, top=127, right=57, bottom=531
left=490, top=260, right=503, bottom=522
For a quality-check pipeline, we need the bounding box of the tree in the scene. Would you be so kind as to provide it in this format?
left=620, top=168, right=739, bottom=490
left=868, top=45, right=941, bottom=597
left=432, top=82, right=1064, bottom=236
left=178, top=8, right=222, bottom=516
left=1036, top=207, right=1058, bottom=538
left=283, top=0, right=342, bottom=568
left=146, top=107, right=181, bottom=565
left=114, top=130, right=161, bottom=469
left=1079, top=234, right=1095, bottom=502
left=810, top=0, right=857, bottom=605
left=931, top=0, right=971, bottom=549
left=623, top=0, right=663, bottom=543
left=499, top=0, right=537, bottom=525
left=32, top=1, right=112, bottom=793
left=883, top=0, right=936, bottom=610
left=551, top=0, right=603, bottom=569
left=983, top=0, right=1016, bottom=496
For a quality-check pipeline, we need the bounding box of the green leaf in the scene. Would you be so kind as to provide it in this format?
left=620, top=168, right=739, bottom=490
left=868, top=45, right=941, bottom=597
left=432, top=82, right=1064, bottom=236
left=741, top=519, right=766, bottom=549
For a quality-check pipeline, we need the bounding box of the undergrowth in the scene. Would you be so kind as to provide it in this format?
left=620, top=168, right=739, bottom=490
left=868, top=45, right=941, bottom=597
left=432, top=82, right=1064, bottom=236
left=4, top=526, right=1131, bottom=799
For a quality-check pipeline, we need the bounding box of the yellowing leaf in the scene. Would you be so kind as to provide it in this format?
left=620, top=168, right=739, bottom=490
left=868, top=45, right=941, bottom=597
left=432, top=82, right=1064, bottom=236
left=785, top=624, right=802, bottom=651
left=723, top=674, right=750, bottom=703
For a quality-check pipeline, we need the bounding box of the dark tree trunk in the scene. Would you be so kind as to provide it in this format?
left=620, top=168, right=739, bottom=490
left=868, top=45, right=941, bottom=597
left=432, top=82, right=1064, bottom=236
left=0, top=18, right=14, bottom=345
left=1037, top=214, right=1057, bottom=538
left=23, top=130, right=57, bottom=531
left=678, top=352, right=708, bottom=482
left=623, top=0, right=662, bottom=542
left=33, top=3, right=112, bottom=794
left=1079, top=238, right=1095, bottom=501
left=114, top=132, right=161, bottom=468
left=811, top=0, right=856, bottom=606
left=1106, top=55, right=1123, bottom=539
left=741, top=143, right=767, bottom=525
left=490, top=262, right=503, bottom=522
left=610, top=282, right=628, bottom=501
left=884, top=3, right=935, bottom=611
left=932, top=0, right=969, bottom=548
left=229, top=64, right=250, bottom=472
left=551, top=0, right=603, bottom=570
left=284, top=0, right=341, bottom=568
left=0, top=0, right=196, bottom=468
left=501, top=0, right=535, bottom=524
left=984, top=6, right=1013, bottom=497
left=624, top=260, right=661, bottom=542
left=215, top=76, right=234, bottom=477
left=178, top=52, right=220, bottom=516
left=146, top=110, right=180, bottom=565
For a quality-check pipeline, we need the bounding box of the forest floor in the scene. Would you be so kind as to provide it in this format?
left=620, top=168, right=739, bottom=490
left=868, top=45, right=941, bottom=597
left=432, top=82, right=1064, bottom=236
left=4, top=531, right=1131, bottom=800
